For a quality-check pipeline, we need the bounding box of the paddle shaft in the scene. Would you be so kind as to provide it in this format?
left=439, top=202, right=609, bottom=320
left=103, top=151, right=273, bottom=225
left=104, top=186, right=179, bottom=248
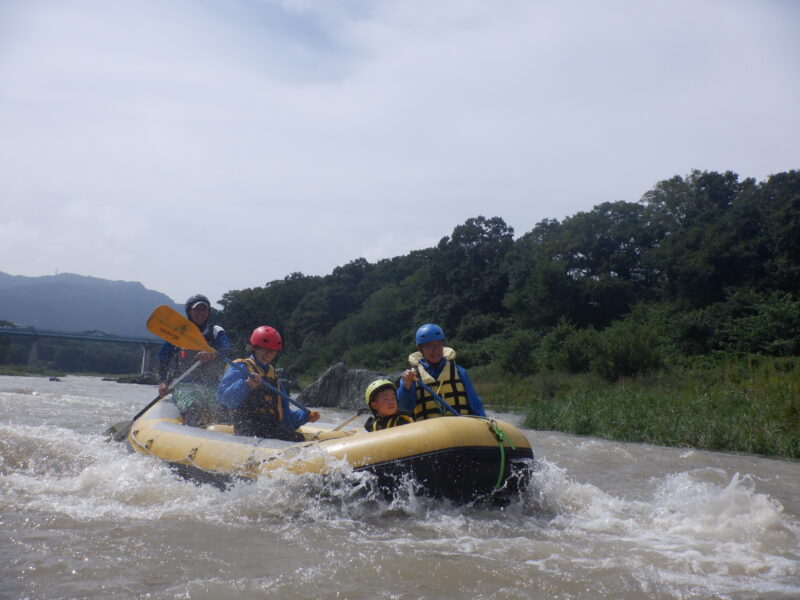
left=332, top=408, right=369, bottom=431
left=131, top=360, right=203, bottom=422
left=415, top=379, right=462, bottom=416
left=104, top=359, right=204, bottom=440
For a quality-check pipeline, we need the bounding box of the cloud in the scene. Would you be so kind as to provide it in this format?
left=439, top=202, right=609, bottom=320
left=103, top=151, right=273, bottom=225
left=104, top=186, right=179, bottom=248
left=1, top=0, right=798, bottom=305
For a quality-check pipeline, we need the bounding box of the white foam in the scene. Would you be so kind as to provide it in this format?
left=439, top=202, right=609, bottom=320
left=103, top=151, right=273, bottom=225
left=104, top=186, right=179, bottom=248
left=506, top=457, right=800, bottom=596
left=2, top=401, right=799, bottom=599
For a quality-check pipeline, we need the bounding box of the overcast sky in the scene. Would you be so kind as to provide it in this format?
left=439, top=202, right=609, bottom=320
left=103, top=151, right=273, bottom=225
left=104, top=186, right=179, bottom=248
left=1, top=0, right=798, bottom=306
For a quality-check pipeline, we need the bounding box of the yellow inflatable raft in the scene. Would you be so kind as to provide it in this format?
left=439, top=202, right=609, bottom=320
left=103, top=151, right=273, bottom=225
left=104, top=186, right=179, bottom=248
left=126, top=399, right=534, bottom=503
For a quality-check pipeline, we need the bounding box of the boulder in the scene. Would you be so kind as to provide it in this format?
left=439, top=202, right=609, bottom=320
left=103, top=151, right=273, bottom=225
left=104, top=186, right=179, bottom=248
left=296, top=363, right=401, bottom=410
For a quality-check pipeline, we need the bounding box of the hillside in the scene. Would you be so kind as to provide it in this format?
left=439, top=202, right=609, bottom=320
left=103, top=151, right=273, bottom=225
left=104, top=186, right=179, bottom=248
left=216, top=169, right=800, bottom=379
left=0, top=272, right=180, bottom=337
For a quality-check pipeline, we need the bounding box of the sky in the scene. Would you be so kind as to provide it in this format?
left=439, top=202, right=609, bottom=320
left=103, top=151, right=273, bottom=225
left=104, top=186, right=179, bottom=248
left=1, top=0, right=799, bottom=307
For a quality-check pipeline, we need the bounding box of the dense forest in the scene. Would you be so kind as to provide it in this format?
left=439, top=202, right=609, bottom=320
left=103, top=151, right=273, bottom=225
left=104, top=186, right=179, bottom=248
left=216, top=169, right=800, bottom=382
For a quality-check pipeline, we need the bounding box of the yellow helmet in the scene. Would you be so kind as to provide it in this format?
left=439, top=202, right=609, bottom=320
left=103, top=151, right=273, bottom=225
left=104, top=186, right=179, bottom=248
left=364, top=379, right=397, bottom=407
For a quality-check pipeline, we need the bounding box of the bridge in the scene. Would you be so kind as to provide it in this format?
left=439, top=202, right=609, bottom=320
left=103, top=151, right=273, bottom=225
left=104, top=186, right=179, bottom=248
left=0, top=327, right=163, bottom=375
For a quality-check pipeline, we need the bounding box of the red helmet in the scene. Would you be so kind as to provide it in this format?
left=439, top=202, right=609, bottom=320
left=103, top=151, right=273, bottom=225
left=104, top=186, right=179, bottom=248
left=249, top=326, right=283, bottom=350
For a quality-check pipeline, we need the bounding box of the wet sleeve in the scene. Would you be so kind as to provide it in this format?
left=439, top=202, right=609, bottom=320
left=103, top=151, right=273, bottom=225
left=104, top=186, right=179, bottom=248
left=274, top=379, right=308, bottom=429
left=396, top=381, right=417, bottom=413
left=216, top=364, right=250, bottom=409
left=281, top=399, right=309, bottom=430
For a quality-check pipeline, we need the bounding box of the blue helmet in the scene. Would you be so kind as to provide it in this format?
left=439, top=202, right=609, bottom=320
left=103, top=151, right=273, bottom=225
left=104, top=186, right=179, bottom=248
left=415, top=323, right=445, bottom=346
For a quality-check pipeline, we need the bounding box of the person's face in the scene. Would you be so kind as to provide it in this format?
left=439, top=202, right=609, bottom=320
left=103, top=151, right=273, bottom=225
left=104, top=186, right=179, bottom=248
left=370, top=388, right=398, bottom=417
left=254, top=346, right=278, bottom=365
left=419, top=339, right=445, bottom=364
left=189, top=303, right=210, bottom=326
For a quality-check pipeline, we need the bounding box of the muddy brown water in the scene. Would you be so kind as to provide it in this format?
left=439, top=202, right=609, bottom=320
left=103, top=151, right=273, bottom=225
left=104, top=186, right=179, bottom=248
left=1, top=375, right=798, bottom=599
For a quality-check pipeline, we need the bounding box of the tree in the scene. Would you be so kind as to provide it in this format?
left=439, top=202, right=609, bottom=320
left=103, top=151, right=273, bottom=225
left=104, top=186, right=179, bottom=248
left=761, top=170, right=800, bottom=295
left=641, top=170, right=758, bottom=306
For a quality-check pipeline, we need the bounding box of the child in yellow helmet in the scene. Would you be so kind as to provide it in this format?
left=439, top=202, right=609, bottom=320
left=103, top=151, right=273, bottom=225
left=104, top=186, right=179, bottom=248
left=363, top=379, right=413, bottom=432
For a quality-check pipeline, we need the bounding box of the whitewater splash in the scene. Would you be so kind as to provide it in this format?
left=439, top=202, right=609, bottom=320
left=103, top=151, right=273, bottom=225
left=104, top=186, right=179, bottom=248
left=2, top=377, right=799, bottom=598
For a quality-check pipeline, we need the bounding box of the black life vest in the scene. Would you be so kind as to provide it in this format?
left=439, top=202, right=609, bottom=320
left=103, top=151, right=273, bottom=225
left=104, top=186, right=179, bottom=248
left=231, top=357, right=302, bottom=441
left=364, top=413, right=414, bottom=432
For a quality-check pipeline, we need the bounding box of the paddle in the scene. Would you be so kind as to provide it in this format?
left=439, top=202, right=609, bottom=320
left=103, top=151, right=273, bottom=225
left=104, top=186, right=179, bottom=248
left=146, top=305, right=312, bottom=416
left=332, top=408, right=369, bottom=431
left=104, top=359, right=203, bottom=442
left=415, top=378, right=462, bottom=416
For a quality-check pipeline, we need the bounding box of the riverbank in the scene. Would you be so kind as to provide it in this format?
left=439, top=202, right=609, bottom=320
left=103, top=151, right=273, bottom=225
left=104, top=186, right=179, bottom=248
left=476, top=355, right=800, bottom=459
left=0, top=365, right=155, bottom=384
left=0, top=365, right=65, bottom=377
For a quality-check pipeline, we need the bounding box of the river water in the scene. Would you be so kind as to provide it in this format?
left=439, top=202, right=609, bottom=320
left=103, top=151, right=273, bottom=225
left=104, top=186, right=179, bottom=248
left=1, top=375, right=798, bottom=599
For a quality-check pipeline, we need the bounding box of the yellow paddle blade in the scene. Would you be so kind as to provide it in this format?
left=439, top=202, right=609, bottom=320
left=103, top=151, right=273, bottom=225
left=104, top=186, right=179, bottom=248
left=146, top=305, right=215, bottom=352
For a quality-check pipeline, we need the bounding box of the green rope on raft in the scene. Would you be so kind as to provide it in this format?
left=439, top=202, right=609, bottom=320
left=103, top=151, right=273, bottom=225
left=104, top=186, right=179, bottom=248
left=487, top=420, right=516, bottom=494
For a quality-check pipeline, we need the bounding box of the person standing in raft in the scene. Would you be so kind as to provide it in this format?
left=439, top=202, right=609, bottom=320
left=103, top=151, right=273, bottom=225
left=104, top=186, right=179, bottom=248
left=397, top=323, right=486, bottom=420
left=156, top=294, right=231, bottom=427
left=217, top=325, right=320, bottom=441
left=363, top=379, right=413, bottom=432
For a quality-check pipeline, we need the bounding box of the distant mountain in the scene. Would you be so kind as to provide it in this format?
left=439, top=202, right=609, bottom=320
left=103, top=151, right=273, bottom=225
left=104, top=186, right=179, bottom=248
left=0, top=272, right=182, bottom=337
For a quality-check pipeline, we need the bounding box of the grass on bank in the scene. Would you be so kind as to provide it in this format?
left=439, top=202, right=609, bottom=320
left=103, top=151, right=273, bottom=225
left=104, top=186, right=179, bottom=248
left=0, top=364, right=65, bottom=377
left=473, top=356, right=800, bottom=459
left=0, top=364, right=153, bottom=383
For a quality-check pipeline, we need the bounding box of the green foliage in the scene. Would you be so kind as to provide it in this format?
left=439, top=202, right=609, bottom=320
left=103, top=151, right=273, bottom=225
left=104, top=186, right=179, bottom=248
left=496, top=329, right=540, bottom=374
left=640, top=170, right=787, bottom=306
left=536, top=320, right=598, bottom=374
left=710, top=291, right=800, bottom=355
left=457, top=313, right=504, bottom=342
left=521, top=357, right=800, bottom=458
left=451, top=334, right=503, bottom=369
left=662, top=289, right=800, bottom=357
left=341, top=339, right=407, bottom=372
left=213, top=170, right=800, bottom=388
left=590, top=319, right=663, bottom=381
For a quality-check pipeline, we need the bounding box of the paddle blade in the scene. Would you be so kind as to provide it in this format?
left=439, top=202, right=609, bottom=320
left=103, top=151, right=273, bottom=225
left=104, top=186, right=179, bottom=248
left=146, top=305, right=214, bottom=352
left=105, top=420, right=132, bottom=442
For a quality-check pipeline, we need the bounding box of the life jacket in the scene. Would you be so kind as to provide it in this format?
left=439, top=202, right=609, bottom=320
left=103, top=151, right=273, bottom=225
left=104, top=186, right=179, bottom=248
left=173, top=323, right=227, bottom=386
left=231, top=357, right=301, bottom=441
left=409, top=347, right=471, bottom=420
left=364, top=413, right=413, bottom=432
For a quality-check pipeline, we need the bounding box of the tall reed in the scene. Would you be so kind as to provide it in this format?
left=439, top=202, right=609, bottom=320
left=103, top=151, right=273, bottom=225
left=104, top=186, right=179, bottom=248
left=477, top=356, right=800, bottom=458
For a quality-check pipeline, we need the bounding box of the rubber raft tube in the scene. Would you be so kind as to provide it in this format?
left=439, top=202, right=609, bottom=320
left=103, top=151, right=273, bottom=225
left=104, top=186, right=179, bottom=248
left=126, top=399, right=534, bottom=503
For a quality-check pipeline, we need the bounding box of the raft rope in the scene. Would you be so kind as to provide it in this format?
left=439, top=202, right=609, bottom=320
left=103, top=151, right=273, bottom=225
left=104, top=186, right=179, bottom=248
left=486, top=419, right=516, bottom=494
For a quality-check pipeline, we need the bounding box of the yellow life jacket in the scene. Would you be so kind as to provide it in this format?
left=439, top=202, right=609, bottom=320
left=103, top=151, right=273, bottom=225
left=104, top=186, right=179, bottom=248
left=364, top=413, right=414, bottom=432
left=234, top=357, right=283, bottom=422
left=409, top=347, right=470, bottom=420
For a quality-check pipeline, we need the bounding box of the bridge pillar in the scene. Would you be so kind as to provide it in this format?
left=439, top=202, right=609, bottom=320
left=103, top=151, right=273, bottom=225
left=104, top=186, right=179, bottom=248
left=140, top=343, right=152, bottom=376
left=27, top=338, right=39, bottom=368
